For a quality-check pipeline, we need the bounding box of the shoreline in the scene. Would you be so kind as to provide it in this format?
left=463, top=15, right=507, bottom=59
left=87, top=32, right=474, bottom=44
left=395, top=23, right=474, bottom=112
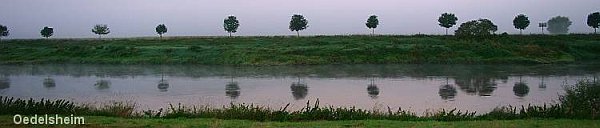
left=2, top=116, right=598, bottom=127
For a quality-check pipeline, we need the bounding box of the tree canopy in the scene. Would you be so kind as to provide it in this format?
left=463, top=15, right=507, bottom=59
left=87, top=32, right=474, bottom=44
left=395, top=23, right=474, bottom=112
left=155, top=24, right=167, bottom=38
left=365, top=15, right=379, bottom=35
left=513, top=14, right=530, bottom=34
left=455, top=19, right=498, bottom=37
left=40, top=26, right=54, bottom=38
left=0, top=25, right=8, bottom=40
left=438, top=13, right=458, bottom=35
left=223, top=15, right=240, bottom=37
left=92, top=24, right=110, bottom=38
left=547, top=16, right=572, bottom=34
left=587, top=12, right=600, bottom=34
left=289, top=14, right=308, bottom=37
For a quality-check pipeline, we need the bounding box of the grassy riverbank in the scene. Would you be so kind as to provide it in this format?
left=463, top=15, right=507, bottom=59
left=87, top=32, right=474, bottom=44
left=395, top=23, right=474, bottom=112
left=1, top=116, right=598, bottom=128
left=1, top=35, right=599, bottom=65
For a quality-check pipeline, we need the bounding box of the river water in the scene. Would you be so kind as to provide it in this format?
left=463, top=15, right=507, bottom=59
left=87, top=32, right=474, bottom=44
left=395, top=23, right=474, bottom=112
left=0, top=64, right=598, bottom=114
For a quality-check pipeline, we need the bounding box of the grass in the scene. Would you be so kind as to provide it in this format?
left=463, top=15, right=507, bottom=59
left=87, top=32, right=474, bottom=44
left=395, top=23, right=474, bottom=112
left=0, top=97, right=135, bottom=118
left=0, top=96, right=556, bottom=121
left=1, top=35, right=599, bottom=65
left=1, top=116, right=599, bottom=128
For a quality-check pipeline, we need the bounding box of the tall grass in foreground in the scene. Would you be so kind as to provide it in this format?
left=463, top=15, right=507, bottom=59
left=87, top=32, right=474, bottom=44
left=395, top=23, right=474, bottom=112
left=0, top=97, right=84, bottom=115
left=0, top=97, right=135, bottom=117
left=1, top=80, right=598, bottom=121
left=161, top=100, right=426, bottom=121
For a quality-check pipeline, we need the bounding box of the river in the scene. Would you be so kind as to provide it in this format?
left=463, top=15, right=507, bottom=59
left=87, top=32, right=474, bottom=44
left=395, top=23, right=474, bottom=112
left=0, top=64, right=598, bottom=114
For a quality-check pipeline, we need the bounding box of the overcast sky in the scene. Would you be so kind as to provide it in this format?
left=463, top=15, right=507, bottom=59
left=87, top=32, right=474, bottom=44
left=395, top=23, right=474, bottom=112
left=1, top=0, right=599, bottom=39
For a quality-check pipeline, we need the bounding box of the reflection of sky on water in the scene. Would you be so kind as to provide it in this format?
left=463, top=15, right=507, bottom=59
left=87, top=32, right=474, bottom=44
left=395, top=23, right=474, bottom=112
left=0, top=64, right=598, bottom=114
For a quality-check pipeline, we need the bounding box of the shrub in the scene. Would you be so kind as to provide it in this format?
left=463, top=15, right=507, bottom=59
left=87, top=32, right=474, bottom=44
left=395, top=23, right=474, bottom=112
left=560, top=80, right=600, bottom=119
left=455, top=19, right=498, bottom=38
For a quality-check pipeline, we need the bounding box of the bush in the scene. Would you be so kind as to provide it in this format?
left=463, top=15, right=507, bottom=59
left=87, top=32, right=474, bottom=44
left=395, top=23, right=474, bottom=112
left=455, top=19, right=498, bottom=38
left=560, top=80, right=600, bottom=119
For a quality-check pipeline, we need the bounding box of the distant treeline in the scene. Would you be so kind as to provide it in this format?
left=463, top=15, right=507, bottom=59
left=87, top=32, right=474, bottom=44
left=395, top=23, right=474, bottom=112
left=0, top=12, right=599, bottom=40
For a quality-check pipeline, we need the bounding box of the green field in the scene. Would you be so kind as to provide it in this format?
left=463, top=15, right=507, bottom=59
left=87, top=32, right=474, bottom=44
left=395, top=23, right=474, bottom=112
left=1, top=35, right=599, bottom=65
left=1, top=116, right=598, bottom=128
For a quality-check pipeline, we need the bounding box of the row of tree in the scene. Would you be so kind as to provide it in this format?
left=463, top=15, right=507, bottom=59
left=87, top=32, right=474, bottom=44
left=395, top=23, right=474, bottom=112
left=0, top=12, right=599, bottom=40
left=440, top=12, right=599, bottom=36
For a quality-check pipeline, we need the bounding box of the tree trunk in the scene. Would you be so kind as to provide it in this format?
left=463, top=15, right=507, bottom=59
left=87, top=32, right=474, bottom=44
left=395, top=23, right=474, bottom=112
left=99, top=35, right=102, bottom=39
left=296, top=31, right=300, bottom=37
left=372, top=28, right=375, bottom=36
left=159, top=34, right=162, bottom=39
left=520, top=29, right=523, bottom=35
left=595, top=28, right=597, bottom=34
left=445, top=28, right=448, bottom=35
left=229, top=33, right=232, bottom=37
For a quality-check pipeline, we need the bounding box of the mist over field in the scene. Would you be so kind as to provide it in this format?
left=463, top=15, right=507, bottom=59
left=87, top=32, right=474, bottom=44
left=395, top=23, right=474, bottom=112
left=0, top=0, right=599, bottom=39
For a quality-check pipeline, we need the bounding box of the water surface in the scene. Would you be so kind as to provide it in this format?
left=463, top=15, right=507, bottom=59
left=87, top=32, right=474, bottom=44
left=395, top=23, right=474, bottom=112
left=0, top=64, right=598, bottom=114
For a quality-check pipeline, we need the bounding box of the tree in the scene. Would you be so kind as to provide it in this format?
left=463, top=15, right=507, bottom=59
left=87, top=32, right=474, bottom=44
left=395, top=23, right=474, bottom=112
left=289, top=14, right=308, bottom=37
left=0, top=25, right=8, bottom=42
left=547, top=16, right=572, bottom=34
left=92, top=24, right=110, bottom=39
left=513, top=14, right=530, bottom=35
left=223, top=15, right=240, bottom=37
left=587, top=12, right=600, bottom=34
left=365, top=15, right=379, bottom=35
left=455, top=19, right=498, bottom=37
left=155, top=24, right=167, bottom=39
left=40, top=26, right=54, bottom=38
left=438, top=13, right=458, bottom=35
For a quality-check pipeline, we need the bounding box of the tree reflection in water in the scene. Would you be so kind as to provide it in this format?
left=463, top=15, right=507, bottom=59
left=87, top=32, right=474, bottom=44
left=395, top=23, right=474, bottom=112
left=513, top=76, right=529, bottom=97
left=43, top=77, right=56, bottom=88
left=225, top=81, right=240, bottom=99
left=225, top=68, right=241, bottom=99
left=439, top=78, right=457, bottom=101
left=158, top=73, right=169, bottom=92
left=538, top=76, right=547, bottom=90
left=0, top=77, right=9, bottom=90
left=290, top=78, right=308, bottom=100
left=454, top=76, right=498, bottom=97
left=94, top=80, right=110, bottom=90
left=158, top=79, right=169, bottom=92
left=366, top=78, right=379, bottom=99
